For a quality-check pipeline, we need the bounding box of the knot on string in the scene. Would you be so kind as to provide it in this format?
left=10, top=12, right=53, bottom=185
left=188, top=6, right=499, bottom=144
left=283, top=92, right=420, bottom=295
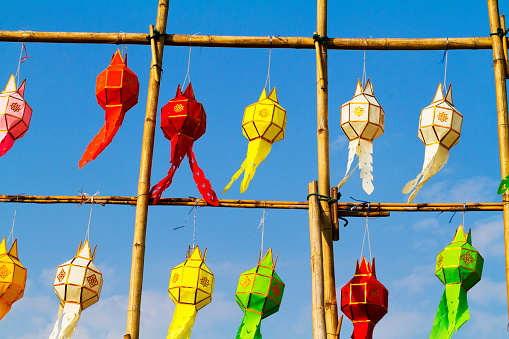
left=490, top=27, right=509, bottom=38
left=77, top=189, right=100, bottom=207
left=146, top=30, right=166, bottom=41
left=306, top=193, right=340, bottom=205
left=313, top=33, right=328, bottom=45
left=349, top=196, right=371, bottom=214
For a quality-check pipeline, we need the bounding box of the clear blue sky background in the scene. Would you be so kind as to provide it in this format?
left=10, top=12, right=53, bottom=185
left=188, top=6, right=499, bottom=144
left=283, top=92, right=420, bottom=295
left=1, top=0, right=508, bottom=338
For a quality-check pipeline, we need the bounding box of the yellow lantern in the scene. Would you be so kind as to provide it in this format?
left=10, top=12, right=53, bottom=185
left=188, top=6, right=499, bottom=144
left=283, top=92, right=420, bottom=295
left=224, top=87, right=287, bottom=193
left=167, top=246, right=214, bottom=339
left=338, top=79, right=385, bottom=194
left=50, top=241, right=103, bottom=339
left=402, top=83, right=462, bottom=202
left=0, top=238, right=26, bottom=321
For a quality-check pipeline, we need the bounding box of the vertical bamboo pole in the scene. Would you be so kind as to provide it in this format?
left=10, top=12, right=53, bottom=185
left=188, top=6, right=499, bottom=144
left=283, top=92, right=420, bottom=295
left=487, top=0, right=509, bottom=325
left=316, top=0, right=339, bottom=338
left=126, top=1, right=169, bottom=338
left=501, top=15, right=509, bottom=78
left=308, top=181, right=327, bottom=339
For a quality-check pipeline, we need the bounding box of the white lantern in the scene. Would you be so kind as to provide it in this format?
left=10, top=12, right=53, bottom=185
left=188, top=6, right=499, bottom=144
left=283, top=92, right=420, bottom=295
left=338, top=79, right=385, bottom=194
left=402, top=83, right=462, bottom=202
left=50, top=241, right=103, bottom=339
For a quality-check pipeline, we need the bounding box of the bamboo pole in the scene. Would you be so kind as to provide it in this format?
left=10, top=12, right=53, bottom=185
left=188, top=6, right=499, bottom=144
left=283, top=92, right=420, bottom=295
left=0, top=30, right=493, bottom=50
left=487, top=0, right=509, bottom=326
left=0, top=195, right=502, bottom=211
left=308, top=181, right=327, bottom=339
left=316, top=1, right=339, bottom=338
left=125, top=1, right=169, bottom=338
left=501, top=16, right=509, bottom=78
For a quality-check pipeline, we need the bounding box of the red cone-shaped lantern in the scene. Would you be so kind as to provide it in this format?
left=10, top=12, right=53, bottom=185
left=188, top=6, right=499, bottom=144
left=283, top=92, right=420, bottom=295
left=79, top=49, right=139, bottom=168
left=341, top=257, right=388, bottom=339
left=150, top=83, right=218, bottom=206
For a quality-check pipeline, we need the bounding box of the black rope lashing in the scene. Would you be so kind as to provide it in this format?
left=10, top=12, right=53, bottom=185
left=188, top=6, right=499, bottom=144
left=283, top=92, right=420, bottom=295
left=313, top=33, right=328, bottom=45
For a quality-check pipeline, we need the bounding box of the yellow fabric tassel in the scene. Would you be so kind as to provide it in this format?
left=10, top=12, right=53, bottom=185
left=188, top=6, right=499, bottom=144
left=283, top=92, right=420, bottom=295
left=224, top=138, right=272, bottom=194
left=167, top=304, right=197, bottom=339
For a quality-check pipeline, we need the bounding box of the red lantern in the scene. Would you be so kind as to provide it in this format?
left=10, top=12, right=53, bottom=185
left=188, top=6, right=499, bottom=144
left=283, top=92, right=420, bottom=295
left=79, top=49, right=139, bottom=168
left=341, top=257, right=388, bottom=339
left=150, top=83, right=218, bottom=206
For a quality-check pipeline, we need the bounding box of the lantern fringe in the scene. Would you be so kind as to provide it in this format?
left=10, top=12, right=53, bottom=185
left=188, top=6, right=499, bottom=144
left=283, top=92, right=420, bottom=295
left=236, top=312, right=262, bottom=339
left=167, top=304, right=197, bottom=339
left=338, top=139, right=374, bottom=195
left=49, top=303, right=81, bottom=339
left=224, top=138, right=272, bottom=194
left=430, top=285, right=469, bottom=339
left=0, top=135, right=14, bottom=158
left=402, top=143, right=449, bottom=203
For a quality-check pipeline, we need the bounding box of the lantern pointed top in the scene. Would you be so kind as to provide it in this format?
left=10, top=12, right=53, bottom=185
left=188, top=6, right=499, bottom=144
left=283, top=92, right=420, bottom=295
left=432, top=83, right=444, bottom=103
left=8, top=239, right=18, bottom=258
left=268, top=87, right=278, bottom=102
left=452, top=224, right=468, bottom=243
left=17, top=79, right=26, bottom=98
left=110, top=49, right=126, bottom=66
left=259, top=87, right=268, bottom=101
left=3, top=75, right=16, bottom=94
left=445, top=84, right=453, bottom=105
left=188, top=245, right=207, bottom=262
left=259, top=248, right=276, bottom=268
left=0, top=238, right=6, bottom=255
left=354, top=79, right=363, bottom=96
left=175, top=84, right=182, bottom=98
left=76, top=240, right=93, bottom=260
left=356, top=256, right=375, bottom=276
left=183, top=82, right=195, bottom=99
left=364, top=79, right=374, bottom=96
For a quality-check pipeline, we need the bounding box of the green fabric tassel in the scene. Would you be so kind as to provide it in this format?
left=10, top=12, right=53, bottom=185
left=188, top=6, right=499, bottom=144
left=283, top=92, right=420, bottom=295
left=430, top=285, right=469, bottom=339
left=236, top=312, right=262, bottom=339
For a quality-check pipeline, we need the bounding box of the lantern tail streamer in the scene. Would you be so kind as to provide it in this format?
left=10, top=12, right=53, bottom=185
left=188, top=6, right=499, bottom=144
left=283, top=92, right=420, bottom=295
left=236, top=312, right=262, bottom=339
left=49, top=303, right=81, bottom=339
left=352, top=322, right=375, bottom=339
left=402, top=144, right=449, bottom=203
left=338, top=140, right=360, bottom=189
left=338, top=139, right=374, bottom=194
left=150, top=137, right=192, bottom=205
left=0, top=134, right=15, bottom=158
left=224, top=138, right=272, bottom=194
left=79, top=107, right=126, bottom=168
left=167, top=304, right=197, bottom=339
left=0, top=302, right=11, bottom=321
left=188, top=148, right=219, bottom=206
left=430, top=285, right=469, bottom=339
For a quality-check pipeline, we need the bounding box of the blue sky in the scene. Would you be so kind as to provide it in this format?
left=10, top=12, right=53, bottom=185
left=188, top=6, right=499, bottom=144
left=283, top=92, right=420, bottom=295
left=1, top=0, right=509, bottom=338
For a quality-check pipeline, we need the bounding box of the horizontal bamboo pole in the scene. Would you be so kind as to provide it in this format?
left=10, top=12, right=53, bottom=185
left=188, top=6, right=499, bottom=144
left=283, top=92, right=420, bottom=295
left=0, top=195, right=502, bottom=212
left=0, top=31, right=493, bottom=50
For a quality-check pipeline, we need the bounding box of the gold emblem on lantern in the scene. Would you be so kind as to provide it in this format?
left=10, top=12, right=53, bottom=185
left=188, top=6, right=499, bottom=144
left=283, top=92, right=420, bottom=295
left=353, top=106, right=364, bottom=117
left=174, top=104, right=185, bottom=113
left=241, top=276, right=251, bottom=289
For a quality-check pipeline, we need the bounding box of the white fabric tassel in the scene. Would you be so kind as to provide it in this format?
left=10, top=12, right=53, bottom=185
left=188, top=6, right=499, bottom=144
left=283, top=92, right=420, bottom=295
left=49, top=303, right=82, bottom=339
left=338, top=139, right=375, bottom=195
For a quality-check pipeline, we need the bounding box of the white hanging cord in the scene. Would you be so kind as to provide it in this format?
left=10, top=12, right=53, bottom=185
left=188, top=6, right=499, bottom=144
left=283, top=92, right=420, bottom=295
left=265, top=36, right=272, bottom=92
left=7, top=196, right=21, bottom=246
left=361, top=37, right=370, bottom=87
left=359, top=203, right=372, bottom=261
left=261, top=206, right=266, bottom=254
left=443, top=38, right=449, bottom=91
left=192, top=199, right=198, bottom=250
left=120, top=32, right=127, bottom=58
left=182, top=33, right=200, bottom=88
left=463, top=203, right=466, bottom=226
left=78, top=190, right=99, bottom=242
left=15, top=43, right=25, bottom=85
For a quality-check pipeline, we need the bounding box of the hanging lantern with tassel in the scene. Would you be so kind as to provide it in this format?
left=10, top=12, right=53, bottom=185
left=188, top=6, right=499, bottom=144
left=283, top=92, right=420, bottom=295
left=430, top=225, right=483, bottom=339
left=167, top=245, right=214, bottom=339
left=224, top=88, right=286, bottom=194
left=341, top=257, right=388, bottom=339
left=79, top=49, right=139, bottom=168
left=150, top=83, right=219, bottom=206
left=338, top=79, right=384, bottom=195
left=50, top=241, right=103, bottom=339
left=0, top=238, right=27, bottom=321
left=0, top=75, right=32, bottom=158
left=402, top=83, right=462, bottom=202
left=235, top=249, right=285, bottom=339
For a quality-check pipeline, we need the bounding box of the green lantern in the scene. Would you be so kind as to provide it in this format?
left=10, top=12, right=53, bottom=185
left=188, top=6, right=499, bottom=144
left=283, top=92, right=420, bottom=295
left=235, top=249, right=284, bottom=339
left=430, top=225, right=483, bottom=339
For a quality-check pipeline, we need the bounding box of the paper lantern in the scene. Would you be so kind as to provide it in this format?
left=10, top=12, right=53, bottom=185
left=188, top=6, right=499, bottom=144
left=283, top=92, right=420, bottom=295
left=430, top=225, right=483, bottom=339
left=338, top=79, right=384, bottom=195
left=235, top=249, right=284, bottom=339
left=0, top=75, right=32, bottom=158
left=79, top=49, right=139, bottom=168
left=224, top=87, right=286, bottom=194
left=0, top=238, right=26, bottom=321
left=341, top=257, right=388, bottom=339
left=167, top=246, right=214, bottom=339
left=402, top=83, right=462, bottom=202
left=50, top=241, right=103, bottom=339
left=150, top=83, right=219, bottom=206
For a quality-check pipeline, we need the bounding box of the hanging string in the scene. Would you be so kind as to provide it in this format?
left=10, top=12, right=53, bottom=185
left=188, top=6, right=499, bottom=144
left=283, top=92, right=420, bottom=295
left=441, top=38, right=449, bottom=90
left=265, top=36, right=272, bottom=91
left=462, top=203, right=466, bottom=226
left=120, top=32, right=127, bottom=58
left=192, top=199, right=198, bottom=250
left=15, top=42, right=32, bottom=85
left=359, top=203, right=372, bottom=261
left=7, top=196, right=21, bottom=246
left=362, top=39, right=367, bottom=87
left=182, top=33, right=200, bottom=88
left=250, top=203, right=267, bottom=254
left=78, top=190, right=99, bottom=242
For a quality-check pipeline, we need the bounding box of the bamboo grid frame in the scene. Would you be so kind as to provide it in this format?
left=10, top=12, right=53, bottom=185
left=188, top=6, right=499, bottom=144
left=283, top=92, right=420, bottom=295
left=1, top=1, right=508, bottom=338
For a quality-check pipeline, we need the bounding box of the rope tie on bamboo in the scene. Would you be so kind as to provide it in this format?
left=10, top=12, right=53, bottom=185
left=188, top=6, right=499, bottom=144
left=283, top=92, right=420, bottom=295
left=7, top=195, right=23, bottom=246
left=182, top=33, right=201, bottom=88
left=490, top=27, right=509, bottom=38
left=312, top=33, right=327, bottom=45
left=265, top=36, right=273, bottom=91
left=77, top=190, right=99, bottom=242
left=146, top=29, right=166, bottom=41
left=17, top=29, right=33, bottom=43
left=306, top=193, right=339, bottom=204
